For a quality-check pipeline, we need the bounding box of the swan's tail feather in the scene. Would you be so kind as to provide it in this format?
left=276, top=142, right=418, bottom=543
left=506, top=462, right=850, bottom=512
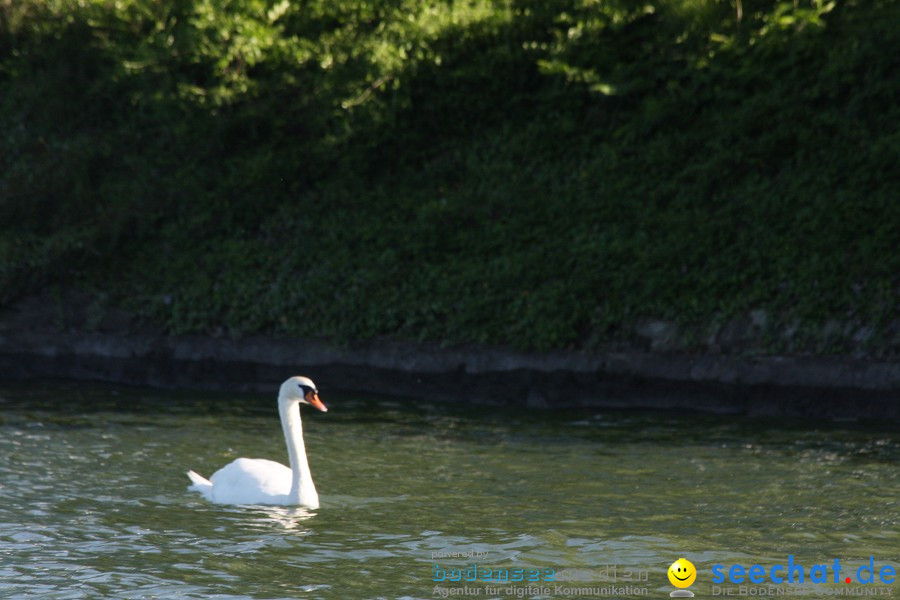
left=187, top=470, right=212, bottom=487
left=187, top=470, right=214, bottom=500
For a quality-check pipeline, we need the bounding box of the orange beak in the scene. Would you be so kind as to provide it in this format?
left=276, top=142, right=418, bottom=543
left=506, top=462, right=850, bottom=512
left=305, top=390, right=328, bottom=412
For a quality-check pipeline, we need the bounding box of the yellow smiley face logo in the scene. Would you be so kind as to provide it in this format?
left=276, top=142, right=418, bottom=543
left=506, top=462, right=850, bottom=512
left=668, top=558, right=697, bottom=588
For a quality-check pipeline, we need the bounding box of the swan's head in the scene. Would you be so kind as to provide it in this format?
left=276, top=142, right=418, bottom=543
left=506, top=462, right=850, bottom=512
left=280, top=376, right=328, bottom=412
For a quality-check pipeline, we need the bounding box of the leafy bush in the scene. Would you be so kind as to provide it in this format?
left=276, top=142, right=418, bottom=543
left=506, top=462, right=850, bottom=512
left=1, top=0, right=897, bottom=355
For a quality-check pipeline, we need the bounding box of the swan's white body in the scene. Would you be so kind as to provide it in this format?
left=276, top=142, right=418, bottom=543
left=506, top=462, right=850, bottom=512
left=187, top=376, right=327, bottom=508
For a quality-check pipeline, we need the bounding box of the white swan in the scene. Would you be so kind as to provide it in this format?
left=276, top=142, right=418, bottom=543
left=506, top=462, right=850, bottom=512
left=186, top=376, right=328, bottom=507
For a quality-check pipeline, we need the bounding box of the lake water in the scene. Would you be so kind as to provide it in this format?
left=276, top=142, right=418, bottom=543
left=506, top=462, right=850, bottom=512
left=0, top=381, right=897, bottom=599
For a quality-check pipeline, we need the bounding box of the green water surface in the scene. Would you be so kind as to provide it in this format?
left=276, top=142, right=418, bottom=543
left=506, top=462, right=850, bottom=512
left=0, top=382, right=897, bottom=599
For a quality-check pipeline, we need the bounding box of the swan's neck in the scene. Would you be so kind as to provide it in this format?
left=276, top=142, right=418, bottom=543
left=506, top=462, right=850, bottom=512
left=279, top=399, right=318, bottom=507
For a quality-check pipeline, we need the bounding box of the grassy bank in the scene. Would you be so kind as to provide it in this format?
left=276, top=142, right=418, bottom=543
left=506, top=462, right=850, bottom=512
left=1, top=0, right=897, bottom=356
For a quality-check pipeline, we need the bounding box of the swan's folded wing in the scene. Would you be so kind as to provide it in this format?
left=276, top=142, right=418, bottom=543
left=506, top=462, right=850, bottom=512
left=207, top=458, right=292, bottom=504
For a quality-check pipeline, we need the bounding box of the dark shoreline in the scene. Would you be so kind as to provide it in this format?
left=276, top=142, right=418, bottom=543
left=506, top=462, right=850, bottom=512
left=0, top=330, right=897, bottom=420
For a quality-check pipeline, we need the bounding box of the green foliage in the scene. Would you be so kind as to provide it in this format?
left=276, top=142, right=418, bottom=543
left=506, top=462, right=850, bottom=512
left=0, top=0, right=897, bottom=355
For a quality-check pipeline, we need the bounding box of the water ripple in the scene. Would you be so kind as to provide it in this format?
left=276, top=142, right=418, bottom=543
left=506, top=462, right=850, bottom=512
left=0, top=384, right=897, bottom=599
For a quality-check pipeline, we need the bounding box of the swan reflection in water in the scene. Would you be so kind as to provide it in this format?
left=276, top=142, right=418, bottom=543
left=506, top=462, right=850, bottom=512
left=252, top=504, right=318, bottom=529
